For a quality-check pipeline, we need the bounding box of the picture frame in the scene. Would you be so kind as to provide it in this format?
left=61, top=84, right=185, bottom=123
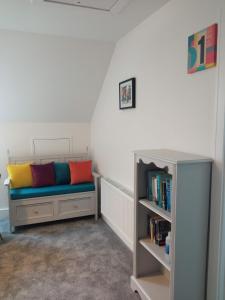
left=188, top=23, right=218, bottom=74
left=119, top=78, right=136, bottom=110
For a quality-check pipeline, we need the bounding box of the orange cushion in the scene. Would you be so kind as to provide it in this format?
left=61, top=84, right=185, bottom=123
left=69, top=160, right=93, bottom=184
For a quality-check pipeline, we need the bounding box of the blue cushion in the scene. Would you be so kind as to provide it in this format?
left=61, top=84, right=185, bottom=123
left=54, top=162, right=70, bottom=185
left=10, top=183, right=95, bottom=200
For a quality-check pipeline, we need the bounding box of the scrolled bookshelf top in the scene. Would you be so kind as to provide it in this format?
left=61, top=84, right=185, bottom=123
left=134, top=149, right=212, bottom=165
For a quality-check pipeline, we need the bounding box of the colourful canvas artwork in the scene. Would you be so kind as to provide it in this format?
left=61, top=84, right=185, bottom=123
left=188, top=23, right=218, bottom=74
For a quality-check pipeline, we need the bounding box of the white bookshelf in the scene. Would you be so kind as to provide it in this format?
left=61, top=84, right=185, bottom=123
left=131, top=149, right=212, bottom=300
left=139, top=199, right=172, bottom=223
left=139, top=239, right=171, bottom=271
left=131, top=274, right=170, bottom=300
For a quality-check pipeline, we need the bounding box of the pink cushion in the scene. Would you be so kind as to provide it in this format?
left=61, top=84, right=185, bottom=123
left=31, top=162, right=56, bottom=187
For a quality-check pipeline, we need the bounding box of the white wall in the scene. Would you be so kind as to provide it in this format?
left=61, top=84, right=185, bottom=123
left=91, top=0, right=222, bottom=299
left=0, top=122, right=90, bottom=212
left=91, top=0, right=220, bottom=192
left=0, top=29, right=113, bottom=214
left=207, top=0, right=225, bottom=299
left=0, top=29, right=114, bottom=122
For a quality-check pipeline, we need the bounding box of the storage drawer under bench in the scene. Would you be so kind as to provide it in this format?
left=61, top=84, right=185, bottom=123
left=58, top=195, right=95, bottom=217
left=12, top=192, right=96, bottom=226
left=15, top=202, right=54, bottom=223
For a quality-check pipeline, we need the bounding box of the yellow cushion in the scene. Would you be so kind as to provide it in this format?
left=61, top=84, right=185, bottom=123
left=7, top=163, right=33, bottom=188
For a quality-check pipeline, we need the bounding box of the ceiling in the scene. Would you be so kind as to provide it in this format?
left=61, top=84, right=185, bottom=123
left=0, top=0, right=170, bottom=42
left=0, top=0, right=170, bottom=123
left=43, top=0, right=123, bottom=12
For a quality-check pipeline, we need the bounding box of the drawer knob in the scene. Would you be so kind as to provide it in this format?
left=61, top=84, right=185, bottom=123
left=34, top=211, right=39, bottom=215
left=73, top=205, right=78, bottom=209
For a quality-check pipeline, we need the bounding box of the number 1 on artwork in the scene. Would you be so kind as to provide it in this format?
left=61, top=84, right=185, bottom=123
left=198, top=35, right=205, bottom=65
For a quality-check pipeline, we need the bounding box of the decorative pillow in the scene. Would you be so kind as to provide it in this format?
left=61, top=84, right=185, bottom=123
left=54, top=162, right=70, bottom=185
left=69, top=160, right=93, bottom=185
left=7, top=163, right=33, bottom=188
left=31, top=162, right=56, bottom=187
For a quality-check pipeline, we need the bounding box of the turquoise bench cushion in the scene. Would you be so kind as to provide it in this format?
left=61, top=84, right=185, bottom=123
left=10, top=183, right=95, bottom=200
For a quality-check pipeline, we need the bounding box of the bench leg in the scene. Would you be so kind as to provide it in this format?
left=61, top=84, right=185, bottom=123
left=10, top=225, right=15, bottom=233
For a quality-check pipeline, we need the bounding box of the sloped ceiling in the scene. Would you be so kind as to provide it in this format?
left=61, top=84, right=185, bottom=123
left=0, top=29, right=114, bottom=122
left=0, top=0, right=170, bottom=42
left=0, top=0, right=170, bottom=122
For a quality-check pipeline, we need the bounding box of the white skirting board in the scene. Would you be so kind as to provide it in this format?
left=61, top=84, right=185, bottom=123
left=101, top=177, right=134, bottom=251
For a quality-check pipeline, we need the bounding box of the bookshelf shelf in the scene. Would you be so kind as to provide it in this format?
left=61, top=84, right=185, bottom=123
left=131, top=149, right=212, bottom=300
left=131, top=274, right=170, bottom=300
left=139, top=239, right=171, bottom=272
left=139, top=199, right=172, bottom=223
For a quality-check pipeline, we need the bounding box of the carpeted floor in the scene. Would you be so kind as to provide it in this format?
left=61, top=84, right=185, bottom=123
left=0, top=217, right=140, bottom=300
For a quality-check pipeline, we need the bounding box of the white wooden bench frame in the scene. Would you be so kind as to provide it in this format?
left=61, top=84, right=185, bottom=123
left=4, top=153, right=100, bottom=233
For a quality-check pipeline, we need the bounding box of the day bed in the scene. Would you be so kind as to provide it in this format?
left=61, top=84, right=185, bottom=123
left=4, top=153, right=100, bottom=233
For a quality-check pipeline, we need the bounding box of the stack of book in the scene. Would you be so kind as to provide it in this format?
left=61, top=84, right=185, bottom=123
left=147, top=170, right=172, bottom=212
left=148, top=216, right=171, bottom=246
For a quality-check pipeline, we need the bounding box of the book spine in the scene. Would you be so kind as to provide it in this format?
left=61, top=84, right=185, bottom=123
left=166, top=178, right=172, bottom=212
left=152, top=218, right=156, bottom=242
left=157, top=175, right=162, bottom=208
left=147, top=173, right=152, bottom=201
left=155, top=219, right=159, bottom=244
left=152, top=176, right=157, bottom=204
left=162, top=181, right=167, bottom=210
left=154, top=177, right=158, bottom=204
left=156, top=219, right=171, bottom=246
left=149, top=217, right=171, bottom=245
left=152, top=177, right=155, bottom=202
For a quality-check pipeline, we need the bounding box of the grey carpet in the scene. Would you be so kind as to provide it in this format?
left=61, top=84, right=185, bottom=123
left=0, top=217, right=140, bottom=300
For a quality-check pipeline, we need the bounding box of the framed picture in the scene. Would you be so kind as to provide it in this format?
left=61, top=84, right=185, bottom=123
left=188, top=23, right=218, bottom=74
left=119, top=78, right=136, bottom=109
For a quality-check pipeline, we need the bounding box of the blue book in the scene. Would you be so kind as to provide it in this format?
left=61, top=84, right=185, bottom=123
left=157, top=174, right=172, bottom=208
left=156, top=174, right=162, bottom=207
left=166, top=177, right=172, bottom=212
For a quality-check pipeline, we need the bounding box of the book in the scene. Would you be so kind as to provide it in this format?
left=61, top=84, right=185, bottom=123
left=156, top=174, right=162, bottom=207
left=166, top=177, right=172, bottom=212
left=156, top=174, right=169, bottom=208
left=153, top=177, right=158, bottom=204
left=155, top=218, right=171, bottom=246
left=149, top=218, right=155, bottom=241
left=162, top=180, right=167, bottom=210
left=149, top=216, right=171, bottom=245
left=159, top=174, right=172, bottom=210
left=147, top=170, right=165, bottom=201
left=147, top=170, right=172, bottom=212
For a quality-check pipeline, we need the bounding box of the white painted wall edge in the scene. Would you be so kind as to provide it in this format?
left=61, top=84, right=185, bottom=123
left=0, top=208, right=9, bottom=219
left=217, top=0, right=225, bottom=298
left=207, top=1, right=225, bottom=299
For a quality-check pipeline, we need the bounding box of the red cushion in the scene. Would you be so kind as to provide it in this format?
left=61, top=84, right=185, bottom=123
left=69, top=160, right=93, bottom=184
left=31, top=162, right=56, bottom=187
